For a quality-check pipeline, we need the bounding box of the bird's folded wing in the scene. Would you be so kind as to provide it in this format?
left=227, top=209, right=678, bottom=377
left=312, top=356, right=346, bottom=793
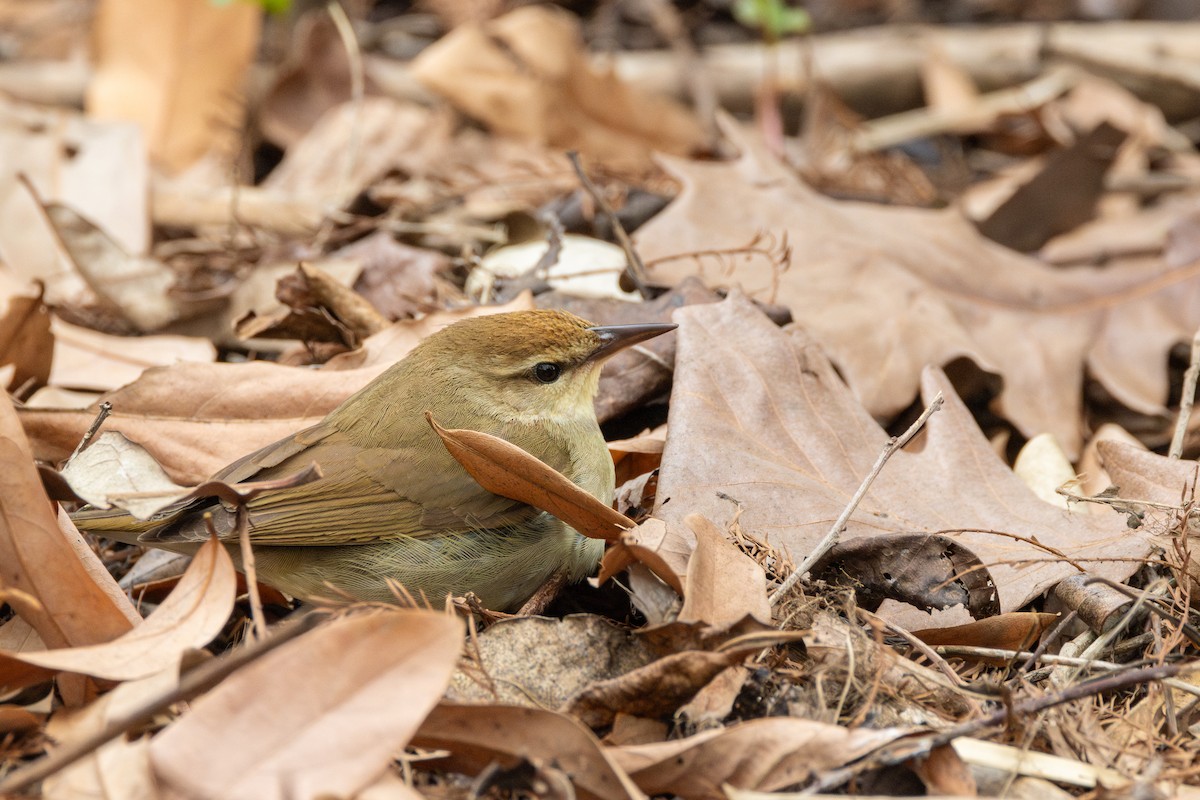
left=144, top=437, right=536, bottom=547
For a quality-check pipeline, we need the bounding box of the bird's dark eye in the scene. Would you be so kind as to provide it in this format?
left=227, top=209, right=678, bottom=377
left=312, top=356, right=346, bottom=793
left=533, top=362, right=562, bottom=384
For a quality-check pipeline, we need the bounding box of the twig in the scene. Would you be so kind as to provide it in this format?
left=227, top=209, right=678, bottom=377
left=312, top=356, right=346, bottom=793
left=565, top=151, right=653, bottom=300
left=0, top=610, right=328, bottom=796
left=940, top=644, right=1200, bottom=700
left=234, top=510, right=267, bottom=641
left=771, top=392, right=944, bottom=607
left=68, top=401, right=112, bottom=462
left=1170, top=326, right=1200, bottom=458
left=804, top=661, right=1185, bottom=794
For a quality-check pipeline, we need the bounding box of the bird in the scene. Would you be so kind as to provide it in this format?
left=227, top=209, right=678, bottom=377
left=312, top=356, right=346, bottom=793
left=73, top=310, right=676, bottom=611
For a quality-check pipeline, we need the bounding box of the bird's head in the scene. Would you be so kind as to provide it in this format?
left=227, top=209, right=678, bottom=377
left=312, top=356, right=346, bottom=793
left=416, top=309, right=676, bottom=422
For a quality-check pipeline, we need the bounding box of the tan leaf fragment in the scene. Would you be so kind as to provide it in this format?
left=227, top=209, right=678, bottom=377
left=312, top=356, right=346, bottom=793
left=0, top=284, right=52, bottom=392
left=561, top=646, right=759, bottom=730
left=652, top=295, right=1148, bottom=617
left=151, top=610, right=463, bottom=800
left=61, top=431, right=190, bottom=515
left=20, top=409, right=322, bottom=485
left=43, top=667, right=176, bottom=800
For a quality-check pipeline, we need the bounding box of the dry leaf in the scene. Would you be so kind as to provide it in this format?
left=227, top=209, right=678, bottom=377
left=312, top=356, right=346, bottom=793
left=427, top=414, right=632, bottom=543
left=913, top=611, right=1058, bottom=652
left=259, top=10, right=361, bottom=149
left=1096, top=441, right=1200, bottom=506
left=0, top=393, right=136, bottom=656
left=40, top=201, right=177, bottom=331
left=635, top=119, right=1200, bottom=457
left=561, top=646, right=757, bottom=729
left=0, top=536, right=234, bottom=685
left=151, top=609, right=463, bottom=800
left=651, top=295, right=1148, bottom=618
left=87, top=0, right=260, bottom=172
left=20, top=409, right=323, bottom=485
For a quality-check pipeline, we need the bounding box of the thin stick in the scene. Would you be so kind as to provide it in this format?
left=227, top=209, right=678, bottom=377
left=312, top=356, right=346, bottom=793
left=804, top=661, right=1184, bottom=794
left=565, top=151, right=653, bottom=300
left=1170, top=326, right=1200, bottom=458
left=857, top=608, right=965, bottom=689
left=235, top=509, right=267, bottom=641
left=771, top=392, right=944, bottom=606
left=68, top=401, right=112, bottom=461
left=0, top=611, right=328, bottom=796
left=938, top=644, right=1200, bottom=701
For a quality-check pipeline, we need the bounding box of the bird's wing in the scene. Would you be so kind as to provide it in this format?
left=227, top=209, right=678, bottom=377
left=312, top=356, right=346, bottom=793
left=142, top=426, right=542, bottom=547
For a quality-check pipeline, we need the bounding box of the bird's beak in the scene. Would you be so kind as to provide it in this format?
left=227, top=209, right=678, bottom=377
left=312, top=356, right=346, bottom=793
left=586, top=322, right=677, bottom=363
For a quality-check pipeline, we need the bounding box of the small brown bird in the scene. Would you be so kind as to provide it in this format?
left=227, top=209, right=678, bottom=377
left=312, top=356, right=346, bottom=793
left=74, top=310, right=675, bottom=610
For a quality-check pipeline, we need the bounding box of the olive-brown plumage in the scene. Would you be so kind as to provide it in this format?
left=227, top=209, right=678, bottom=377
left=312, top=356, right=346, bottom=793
left=73, top=310, right=675, bottom=610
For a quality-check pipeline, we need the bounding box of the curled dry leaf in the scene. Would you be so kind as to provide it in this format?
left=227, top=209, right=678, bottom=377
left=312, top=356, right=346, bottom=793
left=607, top=717, right=903, bottom=799
left=150, top=609, right=463, bottom=800
left=61, top=430, right=191, bottom=515
left=651, top=295, right=1148, bottom=619
left=427, top=413, right=632, bottom=544
left=913, top=611, right=1059, bottom=655
left=597, top=518, right=686, bottom=596
left=0, top=282, right=51, bottom=392
left=0, top=536, right=234, bottom=688
left=635, top=118, right=1200, bottom=457
left=1096, top=440, right=1200, bottom=506
left=39, top=200, right=177, bottom=331
left=0, top=393, right=136, bottom=654
left=413, top=704, right=644, bottom=800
